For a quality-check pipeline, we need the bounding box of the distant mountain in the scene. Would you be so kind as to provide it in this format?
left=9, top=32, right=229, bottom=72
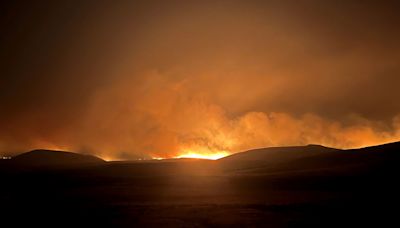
left=220, top=144, right=338, bottom=163
left=218, top=142, right=400, bottom=173
left=10, top=149, right=105, bottom=168
left=3, top=142, right=400, bottom=172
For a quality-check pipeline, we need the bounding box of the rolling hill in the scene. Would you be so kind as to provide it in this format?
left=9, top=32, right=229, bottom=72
left=9, top=149, right=105, bottom=168
left=218, top=142, right=400, bottom=174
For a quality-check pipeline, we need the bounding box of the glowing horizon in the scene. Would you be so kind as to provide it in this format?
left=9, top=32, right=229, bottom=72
left=173, top=151, right=230, bottom=160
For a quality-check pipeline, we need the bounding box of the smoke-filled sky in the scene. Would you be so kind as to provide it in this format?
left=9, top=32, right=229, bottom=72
left=1, top=0, right=400, bottom=159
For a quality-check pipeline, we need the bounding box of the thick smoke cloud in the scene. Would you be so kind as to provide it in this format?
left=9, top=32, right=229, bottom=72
left=1, top=1, right=400, bottom=159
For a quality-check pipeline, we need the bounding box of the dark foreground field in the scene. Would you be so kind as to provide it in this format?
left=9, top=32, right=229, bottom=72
left=1, top=142, right=400, bottom=227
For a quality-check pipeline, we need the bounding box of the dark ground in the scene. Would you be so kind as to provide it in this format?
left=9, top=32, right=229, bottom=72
left=1, top=143, right=400, bottom=227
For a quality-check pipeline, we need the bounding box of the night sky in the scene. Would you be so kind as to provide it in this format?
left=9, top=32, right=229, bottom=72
left=1, top=0, right=400, bottom=159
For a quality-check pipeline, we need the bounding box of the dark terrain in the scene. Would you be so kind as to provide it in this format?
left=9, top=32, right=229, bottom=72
left=1, top=143, right=400, bottom=227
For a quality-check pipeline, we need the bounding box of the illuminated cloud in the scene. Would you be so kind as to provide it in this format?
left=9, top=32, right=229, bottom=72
left=1, top=1, right=399, bottom=159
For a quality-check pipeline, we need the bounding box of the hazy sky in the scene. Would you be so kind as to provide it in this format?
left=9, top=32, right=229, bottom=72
left=1, top=0, right=400, bottom=159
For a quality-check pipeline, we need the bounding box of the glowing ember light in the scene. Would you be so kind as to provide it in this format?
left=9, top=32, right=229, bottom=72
left=175, top=151, right=230, bottom=160
left=100, top=156, right=115, bottom=162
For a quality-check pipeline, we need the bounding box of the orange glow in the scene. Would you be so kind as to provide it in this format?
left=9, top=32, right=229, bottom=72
left=1, top=1, right=400, bottom=161
left=100, top=155, right=118, bottom=162
left=174, top=150, right=230, bottom=160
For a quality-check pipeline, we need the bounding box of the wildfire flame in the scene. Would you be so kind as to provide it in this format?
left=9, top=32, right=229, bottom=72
left=174, top=150, right=229, bottom=160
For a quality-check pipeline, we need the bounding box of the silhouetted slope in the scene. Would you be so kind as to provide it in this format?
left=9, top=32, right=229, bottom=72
left=10, top=149, right=105, bottom=167
left=220, top=144, right=338, bottom=162
left=218, top=144, right=339, bottom=171
left=286, top=141, right=400, bottom=169
left=218, top=142, right=400, bottom=173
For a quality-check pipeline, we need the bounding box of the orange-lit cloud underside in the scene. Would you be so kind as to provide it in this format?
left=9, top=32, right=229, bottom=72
left=1, top=1, right=400, bottom=160
left=2, top=70, right=400, bottom=160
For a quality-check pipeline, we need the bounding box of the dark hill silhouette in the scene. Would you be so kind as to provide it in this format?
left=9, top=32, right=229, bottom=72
left=218, top=142, right=400, bottom=173
left=219, top=144, right=338, bottom=162
left=218, top=144, right=340, bottom=172
left=10, top=149, right=105, bottom=167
